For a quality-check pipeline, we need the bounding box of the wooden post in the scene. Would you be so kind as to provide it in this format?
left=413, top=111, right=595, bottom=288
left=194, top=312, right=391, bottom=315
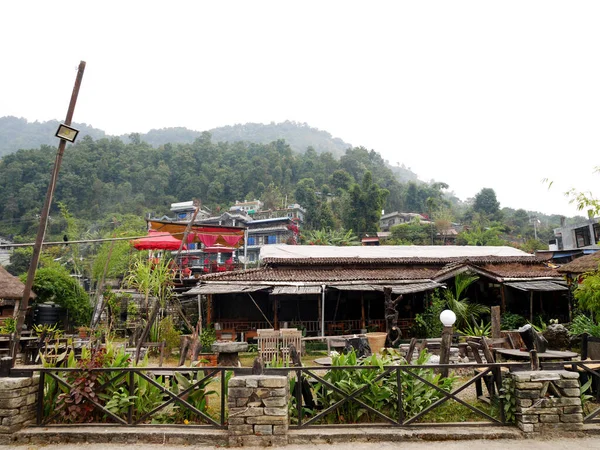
left=318, top=289, right=323, bottom=337
left=439, top=326, right=453, bottom=378
left=273, top=297, right=279, bottom=330
left=361, top=295, right=366, bottom=330
left=491, top=306, right=501, bottom=339
left=11, top=61, right=86, bottom=366
left=206, top=294, right=213, bottom=325
left=500, top=285, right=506, bottom=313
left=529, top=291, right=534, bottom=323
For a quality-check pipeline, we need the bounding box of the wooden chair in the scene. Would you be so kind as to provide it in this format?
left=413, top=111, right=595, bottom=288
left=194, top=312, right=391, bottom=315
left=257, top=329, right=279, bottom=364
left=216, top=328, right=237, bottom=342
left=280, top=328, right=302, bottom=363
left=468, top=339, right=505, bottom=403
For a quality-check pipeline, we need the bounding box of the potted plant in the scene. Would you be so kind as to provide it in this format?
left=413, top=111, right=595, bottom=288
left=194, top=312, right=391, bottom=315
left=198, top=325, right=217, bottom=366
left=78, top=325, right=90, bottom=338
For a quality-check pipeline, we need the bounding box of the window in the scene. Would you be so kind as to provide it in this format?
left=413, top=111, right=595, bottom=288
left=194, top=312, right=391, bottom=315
left=267, top=235, right=277, bottom=244
left=574, top=226, right=591, bottom=248
left=595, top=223, right=600, bottom=244
left=247, top=236, right=256, bottom=246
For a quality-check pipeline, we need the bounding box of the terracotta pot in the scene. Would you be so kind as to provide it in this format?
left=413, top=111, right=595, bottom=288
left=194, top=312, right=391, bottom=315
left=198, top=353, right=217, bottom=366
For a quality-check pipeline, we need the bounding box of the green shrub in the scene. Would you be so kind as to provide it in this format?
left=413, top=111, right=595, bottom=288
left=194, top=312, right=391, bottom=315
left=158, top=316, right=182, bottom=354
left=303, top=349, right=454, bottom=424
left=570, top=314, right=600, bottom=338
left=500, top=312, right=527, bottom=330
left=0, top=317, right=16, bottom=334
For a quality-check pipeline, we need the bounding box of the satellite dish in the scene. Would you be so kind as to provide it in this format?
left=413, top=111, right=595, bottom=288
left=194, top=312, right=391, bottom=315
left=238, top=256, right=247, bottom=263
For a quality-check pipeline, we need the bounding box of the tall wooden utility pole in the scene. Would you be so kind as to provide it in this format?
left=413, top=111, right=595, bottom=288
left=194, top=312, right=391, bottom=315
left=10, top=61, right=86, bottom=366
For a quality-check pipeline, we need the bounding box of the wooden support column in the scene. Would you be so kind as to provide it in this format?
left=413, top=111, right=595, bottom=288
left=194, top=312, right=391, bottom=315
left=361, top=295, right=366, bottom=330
left=273, top=297, right=279, bottom=330
left=207, top=294, right=213, bottom=325
left=500, top=285, right=506, bottom=313
left=529, top=291, right=533, bottom=323
left=491, top=305, right=501, bottom=339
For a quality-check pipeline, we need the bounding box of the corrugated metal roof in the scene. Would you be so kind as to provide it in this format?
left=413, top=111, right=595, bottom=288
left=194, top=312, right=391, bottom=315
left=271, top=286, right=322, bottom=295
left=388, top=281, right=444, bottom=294
left=186, top=284, right=268, bottom=295
left=504, top=281, right=568, bottom=292
left=330, top=281, right=443, bottom=294
left=330, top=284, right=380, bottom=292
left=260, top=244, right=533, bottom=260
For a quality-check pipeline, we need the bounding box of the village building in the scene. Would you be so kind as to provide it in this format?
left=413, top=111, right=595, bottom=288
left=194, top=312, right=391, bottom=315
left=541, top=215, right=600, bottom=263
left=185, top=244, right=567, bottom=341
left=379, top=211, right=430, bottom=232
left=0, top=265, right=35, bottom=327
left=556, top=251, right=600, bottom=283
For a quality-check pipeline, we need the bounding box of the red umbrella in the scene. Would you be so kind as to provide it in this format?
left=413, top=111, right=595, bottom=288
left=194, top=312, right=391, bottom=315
left=132, top=230, right=187, bottom=251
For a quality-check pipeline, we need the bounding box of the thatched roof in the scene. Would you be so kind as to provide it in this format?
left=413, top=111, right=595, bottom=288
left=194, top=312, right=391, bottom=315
left=0, top=265, right=35, bottom=300
left=557, top=252, right=600, bottom=274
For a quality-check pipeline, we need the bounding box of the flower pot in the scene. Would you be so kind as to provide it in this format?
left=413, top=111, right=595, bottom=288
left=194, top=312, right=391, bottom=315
left=197, top=353, right=217, bottom=367
left=366, top=332, right=387, bottom=354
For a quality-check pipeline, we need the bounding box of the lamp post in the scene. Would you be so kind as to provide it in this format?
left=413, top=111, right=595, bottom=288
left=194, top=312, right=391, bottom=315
left=439, top=309, right=456, bottom=378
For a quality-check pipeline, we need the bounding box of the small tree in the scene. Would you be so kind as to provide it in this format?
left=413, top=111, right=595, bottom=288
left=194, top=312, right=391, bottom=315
left=24, top=264, right=92, bottom=326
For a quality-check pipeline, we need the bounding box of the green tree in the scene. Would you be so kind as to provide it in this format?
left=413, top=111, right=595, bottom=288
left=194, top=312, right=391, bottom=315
left=6, top=247, right=33, bottom=276
left=456, top=221, right=506, bottom=246
left=574, top=269, right=600, bottom=321
left=442, top=273, right=490, bottom=329
left=346, top=172, right=389, bottom=237
left=302, top=228, right=359, bottom=246
left=473, top=188, right=501, bottom=218
left=388, top=219, right=431, bottom=245
left=25, top=264, right=92, bottom=326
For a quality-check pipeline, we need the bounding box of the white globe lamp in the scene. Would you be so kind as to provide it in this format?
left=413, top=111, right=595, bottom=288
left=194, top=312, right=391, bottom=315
left=440, top=309, right=457, bottom=327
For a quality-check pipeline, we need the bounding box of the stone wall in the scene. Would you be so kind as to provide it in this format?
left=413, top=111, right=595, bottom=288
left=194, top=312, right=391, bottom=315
left=0, top=375, right=39, bottom=444
left=512, top=370, right=583, bottom=434
left=227, top=374, right=289, bottom=447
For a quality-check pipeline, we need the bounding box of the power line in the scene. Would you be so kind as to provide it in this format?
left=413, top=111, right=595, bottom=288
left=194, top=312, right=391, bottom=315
left=0, top=232, right=188, bottom=249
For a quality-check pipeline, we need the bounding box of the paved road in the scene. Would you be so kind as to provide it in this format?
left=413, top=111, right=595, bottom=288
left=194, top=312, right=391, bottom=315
left=3, top=438, right=600, bottom=450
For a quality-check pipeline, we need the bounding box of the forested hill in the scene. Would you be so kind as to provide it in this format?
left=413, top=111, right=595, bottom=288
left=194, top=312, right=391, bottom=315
left=0, top=116, right=107, bottom=157
left=0, top=117, right=352, bottom=158
left=0, top=130, right=448, bottom=240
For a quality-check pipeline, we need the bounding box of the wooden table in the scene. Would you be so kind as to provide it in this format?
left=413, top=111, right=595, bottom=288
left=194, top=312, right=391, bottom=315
left=495, top=348, right=579, bottom=362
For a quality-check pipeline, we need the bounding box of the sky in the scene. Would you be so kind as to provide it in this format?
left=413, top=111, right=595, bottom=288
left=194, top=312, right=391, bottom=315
left=1, top=1, right=599, bottom=218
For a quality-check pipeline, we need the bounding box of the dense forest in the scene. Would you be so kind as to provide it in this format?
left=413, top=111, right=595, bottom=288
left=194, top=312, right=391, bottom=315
left=1, top=118, right=347, bottom=159
left=0, top=118, right=582, bottom=262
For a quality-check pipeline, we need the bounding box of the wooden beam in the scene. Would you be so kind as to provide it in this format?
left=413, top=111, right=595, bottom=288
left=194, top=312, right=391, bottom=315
left=491, top=306, right=501, bottom=339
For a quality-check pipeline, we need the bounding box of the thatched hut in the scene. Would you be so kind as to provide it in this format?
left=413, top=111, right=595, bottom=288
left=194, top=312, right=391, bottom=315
left=0, top=266, right=35, bottom=326
left=557, top=252, right=600, bottom=277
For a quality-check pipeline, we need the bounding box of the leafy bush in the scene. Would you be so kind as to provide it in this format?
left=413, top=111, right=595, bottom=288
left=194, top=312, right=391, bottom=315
left=457, top=320, right=491, bottom=337
left=25, top=265, right=92, bottom=326
left=158, top=315, right=182, bottom=354
left=412, top=292, right=445, bottom=338
left=0, top=317, right=16, bottom=334
left=500, top=312, right=527, bottom=330
left=200, top=325, right=216, bottom=352
left=302, top=349, right=454, bottom=424
left=570, top=314, right=600, bottom=338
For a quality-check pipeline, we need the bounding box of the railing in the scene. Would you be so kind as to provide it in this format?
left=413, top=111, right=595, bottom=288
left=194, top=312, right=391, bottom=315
left=565, top=360, right=600, bottom=424
left=215, top=319, right=415, bottom=338
left=271, top=361, right=525, bottom=428
left=31, top=359, right=600, bottom=429
left=34, top=366, right=230, bottom=428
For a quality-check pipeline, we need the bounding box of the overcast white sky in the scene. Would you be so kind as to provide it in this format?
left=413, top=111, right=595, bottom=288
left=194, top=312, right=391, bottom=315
left=1, top=1, right=598, bottom=217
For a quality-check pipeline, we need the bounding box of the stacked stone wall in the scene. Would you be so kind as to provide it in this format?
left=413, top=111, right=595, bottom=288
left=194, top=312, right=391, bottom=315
left=0, top=376, right=39, bottom=444
left=512, top=370, right=583, bottom=434
left=227, top=375, right=289, bottom=447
